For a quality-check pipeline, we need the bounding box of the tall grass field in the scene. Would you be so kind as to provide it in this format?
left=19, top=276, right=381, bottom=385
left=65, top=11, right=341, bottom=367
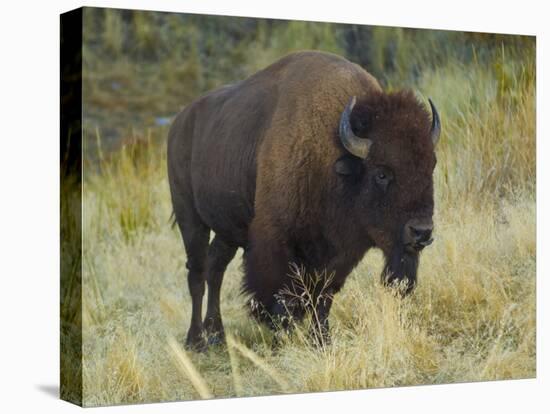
left=63, top=8, right=535, bottom=406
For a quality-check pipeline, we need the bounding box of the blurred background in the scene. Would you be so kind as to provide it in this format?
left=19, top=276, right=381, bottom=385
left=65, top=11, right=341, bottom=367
left=82, top=7, right=534, bottom=157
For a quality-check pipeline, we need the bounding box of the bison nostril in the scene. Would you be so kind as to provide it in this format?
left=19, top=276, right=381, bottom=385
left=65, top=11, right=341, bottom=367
left=404, top=219, right=434, bottom=248
left=412, top=228, right=432, bottom=243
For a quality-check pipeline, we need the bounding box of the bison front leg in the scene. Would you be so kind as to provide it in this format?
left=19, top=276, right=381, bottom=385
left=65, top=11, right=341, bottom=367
left=309, top=291, right=334, bottom=347
left=243, top=232, right=297, bottom=329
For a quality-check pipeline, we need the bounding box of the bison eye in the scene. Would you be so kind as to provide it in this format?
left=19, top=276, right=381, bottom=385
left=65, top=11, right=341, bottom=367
left=374, top=169, right=392, bottom=192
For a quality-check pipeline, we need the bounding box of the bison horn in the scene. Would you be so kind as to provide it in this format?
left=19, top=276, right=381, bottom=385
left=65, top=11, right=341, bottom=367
left=339, top=96, right=372, bottom=159
left=428, top=98, right=441, bottom=147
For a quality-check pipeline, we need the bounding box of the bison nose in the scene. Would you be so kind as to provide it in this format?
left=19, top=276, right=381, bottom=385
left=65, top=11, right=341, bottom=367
left=412, top=227, right=433, bottom=243
left=404, top=219, right=434, bottom=251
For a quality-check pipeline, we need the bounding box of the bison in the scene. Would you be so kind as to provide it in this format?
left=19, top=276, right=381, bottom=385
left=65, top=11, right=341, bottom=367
left=167, top=50, right=441, bottom=350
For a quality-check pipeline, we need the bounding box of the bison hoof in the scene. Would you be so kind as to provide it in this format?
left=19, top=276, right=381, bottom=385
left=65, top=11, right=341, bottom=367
left=313, top=334, right=331, bottom=348
left=309, top=329, right=331, bottom=348
left=203, top=316, right=225, bottom=347
left=206, top=332, right=225, bottom=347
left=185, top=330, right=207, bottom=353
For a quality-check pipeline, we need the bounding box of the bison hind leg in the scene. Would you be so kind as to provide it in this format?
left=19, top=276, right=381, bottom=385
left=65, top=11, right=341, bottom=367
left=172, top=193, right=211, bottom=352
left=203, top=236, right=237, bottom=346
left=181, top=225, right=210, bottom=352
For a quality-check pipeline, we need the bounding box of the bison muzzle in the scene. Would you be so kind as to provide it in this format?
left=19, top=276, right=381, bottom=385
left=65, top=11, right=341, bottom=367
left=167, top=51, right=441, bottom=350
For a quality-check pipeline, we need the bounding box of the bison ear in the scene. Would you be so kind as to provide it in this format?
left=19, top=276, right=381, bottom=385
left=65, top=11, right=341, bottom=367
left=334, top=156, right=363, bottom=177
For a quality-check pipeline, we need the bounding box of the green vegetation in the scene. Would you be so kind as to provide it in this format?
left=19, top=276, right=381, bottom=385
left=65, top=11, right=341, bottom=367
left=76, top=7, right=535, bottom=406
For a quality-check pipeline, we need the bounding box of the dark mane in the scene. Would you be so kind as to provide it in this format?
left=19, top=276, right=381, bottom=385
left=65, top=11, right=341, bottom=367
left=352, top=90, right=432, bottom=139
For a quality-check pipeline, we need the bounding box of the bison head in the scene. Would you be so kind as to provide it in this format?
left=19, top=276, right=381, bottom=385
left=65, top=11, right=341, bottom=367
left=335, top=91, right=441, bottom=295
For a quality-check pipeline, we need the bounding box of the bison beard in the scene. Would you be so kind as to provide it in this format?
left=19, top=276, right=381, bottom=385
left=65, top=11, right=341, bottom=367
left=382, top=244, right=420, bottom=296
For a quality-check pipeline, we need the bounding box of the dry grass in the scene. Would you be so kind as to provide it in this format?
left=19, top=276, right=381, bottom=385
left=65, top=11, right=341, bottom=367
left=78, top=46, right=535, bottom=406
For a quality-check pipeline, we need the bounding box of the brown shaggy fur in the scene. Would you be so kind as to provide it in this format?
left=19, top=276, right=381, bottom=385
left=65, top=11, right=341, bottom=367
left=167, top=51, right=439, bottom=349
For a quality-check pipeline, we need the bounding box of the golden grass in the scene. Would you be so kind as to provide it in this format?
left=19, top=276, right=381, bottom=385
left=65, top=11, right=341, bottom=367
left=227, top=335, right=292, bottom=393
left=167, top=337, right=213, bottom=399
left=78, top=47, right=535, bottom=406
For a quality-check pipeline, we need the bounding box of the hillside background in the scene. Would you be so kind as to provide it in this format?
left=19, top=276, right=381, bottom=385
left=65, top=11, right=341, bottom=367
left=81, top=8, right=533, bottom=157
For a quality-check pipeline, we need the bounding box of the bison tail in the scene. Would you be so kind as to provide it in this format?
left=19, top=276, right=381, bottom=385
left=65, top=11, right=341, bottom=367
left=169, top=211, right=177, bottom=229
